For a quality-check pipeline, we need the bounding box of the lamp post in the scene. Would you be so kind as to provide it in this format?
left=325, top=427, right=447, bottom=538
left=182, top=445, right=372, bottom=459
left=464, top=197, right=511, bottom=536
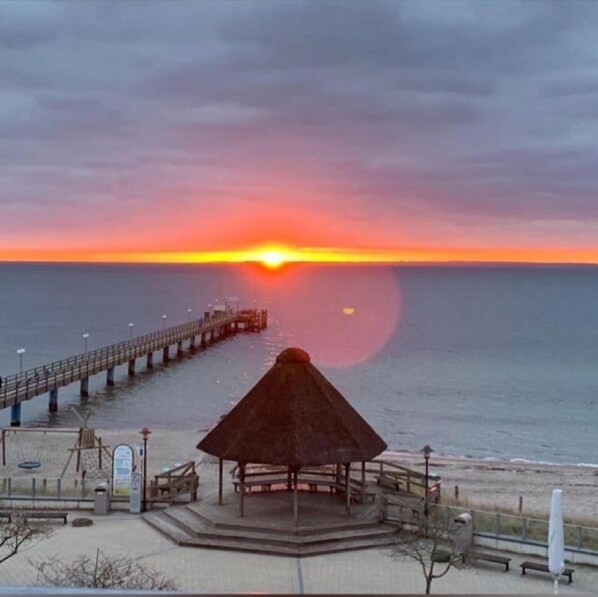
left=128, top=322, right=134, bottom=339
left=139, top=427, right=151, bottom=512
left=161, top=314, right=167, bottom=330
left=187, top=308, right=192, bottom=319
left=421, top=444, right=433, bottom=523
left=82, top=332, right=89, bottom=353
left=16, top=348, right=26, bottom=373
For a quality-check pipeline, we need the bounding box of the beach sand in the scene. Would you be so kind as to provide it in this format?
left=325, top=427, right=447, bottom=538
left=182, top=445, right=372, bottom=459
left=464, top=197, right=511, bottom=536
left=2, top=428, right=597, bottom=522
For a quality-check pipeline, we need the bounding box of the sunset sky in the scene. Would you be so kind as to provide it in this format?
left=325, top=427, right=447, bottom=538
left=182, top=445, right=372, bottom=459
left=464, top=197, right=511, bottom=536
left=1, top=0, right=598, bottom=264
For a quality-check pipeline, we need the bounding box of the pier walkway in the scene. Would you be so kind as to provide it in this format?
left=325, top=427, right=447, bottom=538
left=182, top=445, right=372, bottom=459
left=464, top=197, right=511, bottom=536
left=0, top=308, right=267, bottom=426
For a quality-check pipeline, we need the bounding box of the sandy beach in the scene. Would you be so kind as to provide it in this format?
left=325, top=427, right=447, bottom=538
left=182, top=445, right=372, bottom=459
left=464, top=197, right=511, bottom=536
left=2, top=428, right=597, bottom=523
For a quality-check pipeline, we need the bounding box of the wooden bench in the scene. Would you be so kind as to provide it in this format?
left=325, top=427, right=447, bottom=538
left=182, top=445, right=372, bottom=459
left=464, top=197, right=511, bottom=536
left=470, top=552, right=511, bottom=571
left=233, top=477, right=290, bottom=494
left=520, top=561, right=574, bottom=584
left=0, top=511, right=68, bottom=524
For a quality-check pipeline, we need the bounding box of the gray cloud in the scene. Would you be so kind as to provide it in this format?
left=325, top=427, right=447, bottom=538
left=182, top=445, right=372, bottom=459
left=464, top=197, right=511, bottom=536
left=1, top=0, right=598, bottom=252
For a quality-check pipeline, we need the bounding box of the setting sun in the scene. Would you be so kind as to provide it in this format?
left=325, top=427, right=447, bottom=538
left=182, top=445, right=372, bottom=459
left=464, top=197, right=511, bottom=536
left=260, top=249, right=286, bottom=269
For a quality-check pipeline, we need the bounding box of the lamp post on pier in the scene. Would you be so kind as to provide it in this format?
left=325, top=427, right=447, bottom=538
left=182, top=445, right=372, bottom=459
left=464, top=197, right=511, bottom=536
left=139, top=427, right=151, bottom=512
left=128, top=322, right=134, bottom=339
left=82, top=333, right=89, bottom=353
left=161, top=314, right=167, bottom=330
left=187, top=308, right=192, bottom=319
left=16, top=348, right=26, bottom=373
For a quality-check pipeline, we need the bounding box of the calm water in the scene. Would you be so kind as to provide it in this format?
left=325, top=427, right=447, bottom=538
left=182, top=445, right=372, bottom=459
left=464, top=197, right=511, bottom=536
left=0, top=262, right=596, bottom=465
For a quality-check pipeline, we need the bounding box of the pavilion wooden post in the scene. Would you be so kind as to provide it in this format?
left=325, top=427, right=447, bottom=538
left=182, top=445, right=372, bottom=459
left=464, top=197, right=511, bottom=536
left=287, top=465, right=292, bottom=491
left=293, top=468, right=299, bottom=524
left=218, top=458, right=223, bottom=505
left=345, top=463, right=351, bottom=516
left=361, top=461, right=366, bottom=504
left=239, top=463, right=246, bottom=517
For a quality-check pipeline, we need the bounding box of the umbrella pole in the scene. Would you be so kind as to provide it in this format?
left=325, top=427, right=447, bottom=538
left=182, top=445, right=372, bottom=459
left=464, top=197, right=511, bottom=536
left=218, top=458, right=223, bottom=505
left=239, top=463, right=245, bottom=517
left=361, top=461, right=366, bottom=504
left=554, top=578, right=559, bottom=595
left=345, top=463, right=351, bottom=516
left=293, top=469, right=299, bottom=524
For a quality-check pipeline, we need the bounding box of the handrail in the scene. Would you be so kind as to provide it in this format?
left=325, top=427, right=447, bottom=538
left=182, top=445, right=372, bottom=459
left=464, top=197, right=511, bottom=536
left=0, top=309, right=263, bottom=408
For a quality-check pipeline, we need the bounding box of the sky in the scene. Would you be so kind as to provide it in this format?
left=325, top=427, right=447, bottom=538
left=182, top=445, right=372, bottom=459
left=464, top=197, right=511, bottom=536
left=1, top=0, right=598, bottom=264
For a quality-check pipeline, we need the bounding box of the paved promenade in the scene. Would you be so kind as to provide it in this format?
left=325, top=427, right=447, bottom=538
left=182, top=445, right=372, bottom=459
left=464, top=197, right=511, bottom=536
left=1, top=512, right=597, bottom=594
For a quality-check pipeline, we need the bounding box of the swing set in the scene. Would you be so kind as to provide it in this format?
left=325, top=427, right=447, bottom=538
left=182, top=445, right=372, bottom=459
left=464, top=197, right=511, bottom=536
left=1, top=427, right=77, bottom=470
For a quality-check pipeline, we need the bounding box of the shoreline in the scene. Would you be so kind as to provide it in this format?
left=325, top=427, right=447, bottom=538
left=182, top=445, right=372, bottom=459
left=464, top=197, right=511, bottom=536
left=386, top=449, right=598, bottom=470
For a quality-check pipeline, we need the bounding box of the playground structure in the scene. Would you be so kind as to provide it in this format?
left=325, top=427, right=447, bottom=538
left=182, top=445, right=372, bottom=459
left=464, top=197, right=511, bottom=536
left=1, top=409, right=112, bottom=479
left=60, top=409, right=112, bottom=479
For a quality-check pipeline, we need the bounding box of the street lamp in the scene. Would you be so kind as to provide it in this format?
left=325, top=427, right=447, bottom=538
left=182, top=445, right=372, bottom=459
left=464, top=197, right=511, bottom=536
left=139, top=427, right=151, bottom=512
left=421, top=444, right=434, bottom=522
left=16, top=348, right=26, bottom=373
left=82, top=333, right=89, bottom=353
left=161, top=314, right=167, bottom=329
left=128, top=322, right=134, bottom=339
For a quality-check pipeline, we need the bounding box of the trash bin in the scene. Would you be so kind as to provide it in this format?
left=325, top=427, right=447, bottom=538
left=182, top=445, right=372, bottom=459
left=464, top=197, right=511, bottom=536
left=94, top=482, right=110, bottom=515
left=453, top=512, right=473, bottom=555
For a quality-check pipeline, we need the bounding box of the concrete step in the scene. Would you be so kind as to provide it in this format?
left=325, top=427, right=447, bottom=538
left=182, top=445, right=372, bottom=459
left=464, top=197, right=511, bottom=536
left=177, top=531, right=399, bottom=557
left=164, top=506, right=397, bottom=546
left=143, top=510, right=195, bottom=545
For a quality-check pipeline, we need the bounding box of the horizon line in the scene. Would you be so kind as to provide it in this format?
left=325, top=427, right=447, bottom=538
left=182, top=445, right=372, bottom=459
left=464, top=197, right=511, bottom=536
left=1, top=245, right=598, bottom=267
left=1, top=258, right=597, bottom=268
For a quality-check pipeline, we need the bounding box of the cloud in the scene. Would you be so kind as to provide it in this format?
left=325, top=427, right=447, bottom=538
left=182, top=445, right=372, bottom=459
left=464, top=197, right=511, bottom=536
left=1, top=0, right=598, bottom=255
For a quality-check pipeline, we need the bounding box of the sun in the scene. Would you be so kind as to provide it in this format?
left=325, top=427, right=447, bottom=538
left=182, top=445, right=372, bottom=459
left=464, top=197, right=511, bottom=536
left=260, top=249, right=286, bottom=269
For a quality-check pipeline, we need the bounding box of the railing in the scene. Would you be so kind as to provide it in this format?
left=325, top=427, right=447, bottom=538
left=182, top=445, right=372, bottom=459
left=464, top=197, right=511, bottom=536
left=149, top=461, right=198, bottom=505
left=0, top=475, right=107, bottom=502
left=382, top=497, right=598, bottom=556
left=365, top=458, right=441, bottom=499
left=0, top=311, right=241, bottom=409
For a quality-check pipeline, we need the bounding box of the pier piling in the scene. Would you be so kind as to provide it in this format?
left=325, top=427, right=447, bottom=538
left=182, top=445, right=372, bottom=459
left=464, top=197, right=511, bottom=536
left=48, top=388, right=58, bottom=412
left=107, top=368, right=115, bottom=386
left=128, top=359, right=136, bottom=376
left=80, top=377, right=89, bottom=397
left=10, top=404, right=21, bottom=427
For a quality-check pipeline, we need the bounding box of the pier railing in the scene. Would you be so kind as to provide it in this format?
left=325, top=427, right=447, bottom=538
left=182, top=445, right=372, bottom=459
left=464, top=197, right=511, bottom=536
left=0, top=309, right=264, bottom=410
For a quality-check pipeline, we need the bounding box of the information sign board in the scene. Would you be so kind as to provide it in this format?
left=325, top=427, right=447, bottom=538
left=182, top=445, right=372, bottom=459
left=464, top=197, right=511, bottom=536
left=112, top=444, right=134, bottom=497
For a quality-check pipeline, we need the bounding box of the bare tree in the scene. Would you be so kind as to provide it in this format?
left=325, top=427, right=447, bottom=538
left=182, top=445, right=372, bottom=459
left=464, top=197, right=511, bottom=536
left=0, top=516, right=50, bottom=565
left=35, top=548, right=177, bottom=591
left=391, top=519, right=472, bottom=595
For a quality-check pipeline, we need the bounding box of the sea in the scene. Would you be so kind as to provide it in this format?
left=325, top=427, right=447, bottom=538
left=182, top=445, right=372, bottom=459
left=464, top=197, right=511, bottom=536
left=0, top=262, right=596, bottom=466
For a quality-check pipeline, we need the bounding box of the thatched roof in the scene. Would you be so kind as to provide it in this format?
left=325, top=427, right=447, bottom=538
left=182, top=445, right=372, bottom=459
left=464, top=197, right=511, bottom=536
left=197, top=347, right=387, bottom=467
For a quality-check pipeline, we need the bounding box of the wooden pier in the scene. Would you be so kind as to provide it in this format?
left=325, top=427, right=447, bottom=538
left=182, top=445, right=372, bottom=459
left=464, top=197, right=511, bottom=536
left=0, top=308, right=267, bottom=426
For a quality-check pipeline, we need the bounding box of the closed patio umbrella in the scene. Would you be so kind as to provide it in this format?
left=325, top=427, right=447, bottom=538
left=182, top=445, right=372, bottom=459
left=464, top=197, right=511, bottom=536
left=548, top=488, right=565, bottom=595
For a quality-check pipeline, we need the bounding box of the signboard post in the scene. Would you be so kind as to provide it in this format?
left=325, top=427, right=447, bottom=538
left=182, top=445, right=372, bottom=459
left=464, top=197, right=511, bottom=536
left=112, top=444, right=134, bottom=498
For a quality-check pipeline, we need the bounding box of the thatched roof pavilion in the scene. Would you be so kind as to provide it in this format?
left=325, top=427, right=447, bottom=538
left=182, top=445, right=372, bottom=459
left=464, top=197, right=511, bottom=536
left=198, top=347, right=387, bottom=521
